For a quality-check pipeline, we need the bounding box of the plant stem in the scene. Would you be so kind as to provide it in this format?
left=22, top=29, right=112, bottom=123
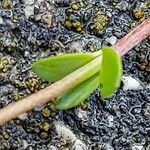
left=0, top=18, right=150, bottom=125
left=112, top=18, right=150, bottom=55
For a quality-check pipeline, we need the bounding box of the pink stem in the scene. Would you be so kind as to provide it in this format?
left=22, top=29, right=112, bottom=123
left=112, top=18, right=150, bottom=56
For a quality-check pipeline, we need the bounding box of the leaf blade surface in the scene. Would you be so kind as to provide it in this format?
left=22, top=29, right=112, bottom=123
left=55, top=73, right=99, bottom=110
left=32, top=53, right=99, bottom=82
left=99, top=47, right=122, bottom=97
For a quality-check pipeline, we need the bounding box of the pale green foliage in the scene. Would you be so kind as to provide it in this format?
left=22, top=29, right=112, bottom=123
left=32, top=47, right=122, bottom=109
left=55, top=74, right=99, bottom=109
left=32, top=53, right=98, bottom=82
left=99, top=47, right=122, bottom=97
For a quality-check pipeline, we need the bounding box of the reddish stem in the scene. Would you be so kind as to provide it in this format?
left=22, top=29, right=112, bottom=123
left=112, top=18, right=150, bottom=56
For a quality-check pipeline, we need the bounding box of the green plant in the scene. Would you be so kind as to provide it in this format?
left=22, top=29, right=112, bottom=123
left=32, top=46, right=122, bottom=109
left=0, top=18, right=149, bottom=125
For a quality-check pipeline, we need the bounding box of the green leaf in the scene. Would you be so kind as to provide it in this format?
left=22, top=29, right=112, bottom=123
left=32, top=53, right=100, bottom=82
left=55, top=73, right=99, bottom=110
left=99, top=47, right=122, bottom=97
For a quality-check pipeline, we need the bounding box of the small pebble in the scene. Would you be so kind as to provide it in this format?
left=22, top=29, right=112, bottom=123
left=121, top=76, right=143, bottom=91
left=105, top=36, right=117, bottom=45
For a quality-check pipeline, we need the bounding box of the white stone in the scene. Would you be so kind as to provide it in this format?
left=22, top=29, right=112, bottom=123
left=22, top=0, right=35, bottom=5
left=24, top=51, right=30, bottom=57
left=132, top=145, right=143, bottom=150
left=121, top=76, right=143, bottom=91
left=55, top=121, right=87, bottom=149
left=76, top=108, right=88, bottom=120
left=0, top=17, right=3, bottom=25
left=107, top=115, right=114, bottom=127
left=24, top=5, right=34, bottom=19
left=146, top=84, right=150, bottom=89
left=18, top=113, right=28, bottom=120
left=37, top=0, right=45, bottom=4
left=105, top=144, right=114, bottom=150
left=55, top=121, right=77, bottom=143
left=69, top=41, right=83, bottom=52
left=72, top=139, right=87, bottom=150
left=49, top=145, right=58, bottom=150
left=22, top=140, right=29, bottom=149
left=106, top=36, right=117, bottom=45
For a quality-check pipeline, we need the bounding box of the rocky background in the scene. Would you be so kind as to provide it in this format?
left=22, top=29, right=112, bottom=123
left=0, top=0, right=150, bottom=149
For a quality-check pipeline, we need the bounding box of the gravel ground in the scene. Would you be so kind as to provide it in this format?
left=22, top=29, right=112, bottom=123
left=0, top=0, right=150, bottom=150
